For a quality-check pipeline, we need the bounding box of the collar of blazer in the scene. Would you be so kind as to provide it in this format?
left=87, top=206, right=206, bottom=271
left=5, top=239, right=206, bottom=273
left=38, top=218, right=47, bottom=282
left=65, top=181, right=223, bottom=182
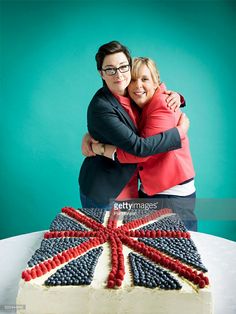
left=102, top=84, right=138, bottom=133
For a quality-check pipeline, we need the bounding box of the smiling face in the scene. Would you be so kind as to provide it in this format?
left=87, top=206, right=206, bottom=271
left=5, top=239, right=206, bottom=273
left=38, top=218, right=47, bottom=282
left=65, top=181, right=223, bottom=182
left=128, top=58, right=160, bottom=109
left=100, top=52, right=131, bottom=96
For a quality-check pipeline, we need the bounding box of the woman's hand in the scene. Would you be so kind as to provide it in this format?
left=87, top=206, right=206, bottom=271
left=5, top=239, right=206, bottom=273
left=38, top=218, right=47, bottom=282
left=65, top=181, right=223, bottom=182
left=164, top=90, right=181, bottom=112
left=82, top=133, right=99, bottom=157
left=91, top=143, right=103, bottom=155
left=177, top=113, right=190, bottom=135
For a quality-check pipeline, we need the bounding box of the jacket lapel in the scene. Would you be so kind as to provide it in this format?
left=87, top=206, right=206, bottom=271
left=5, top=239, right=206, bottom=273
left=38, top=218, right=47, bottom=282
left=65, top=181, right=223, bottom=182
left=102, top=85, right=138, bottom=133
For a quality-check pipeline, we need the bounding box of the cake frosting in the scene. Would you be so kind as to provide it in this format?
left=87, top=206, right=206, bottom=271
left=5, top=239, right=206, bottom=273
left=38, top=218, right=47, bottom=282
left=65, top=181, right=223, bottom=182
left=17, top=206, right=213, bottom=314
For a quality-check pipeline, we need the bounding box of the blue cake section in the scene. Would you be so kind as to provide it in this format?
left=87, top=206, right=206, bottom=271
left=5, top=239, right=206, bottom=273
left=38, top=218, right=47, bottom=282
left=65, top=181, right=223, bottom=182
left=45, top=247, right=103, bottom=286
left=139, top=237, right=207, bottom=272
left=27, top=238, right=88, bottom=267
left=129, top=253, right=181, bottom=290
left=78, top=207, right=106, bottom=224
left=137, top=214, right=187, bottom=232
left=50, top=213, right=88, bottom=231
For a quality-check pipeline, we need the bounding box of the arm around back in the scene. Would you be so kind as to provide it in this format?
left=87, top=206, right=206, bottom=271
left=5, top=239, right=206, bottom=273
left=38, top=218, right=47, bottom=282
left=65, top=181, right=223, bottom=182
left=87, top=92, right=181, bottom=158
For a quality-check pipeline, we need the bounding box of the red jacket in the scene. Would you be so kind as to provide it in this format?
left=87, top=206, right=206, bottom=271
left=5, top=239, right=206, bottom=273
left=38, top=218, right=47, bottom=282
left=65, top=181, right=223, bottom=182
left=116, top=83, right=195, bottom=195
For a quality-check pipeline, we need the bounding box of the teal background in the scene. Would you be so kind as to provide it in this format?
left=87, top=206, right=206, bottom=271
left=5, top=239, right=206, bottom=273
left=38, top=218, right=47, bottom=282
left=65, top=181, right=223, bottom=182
left=1, top=1, right=235, bottom=240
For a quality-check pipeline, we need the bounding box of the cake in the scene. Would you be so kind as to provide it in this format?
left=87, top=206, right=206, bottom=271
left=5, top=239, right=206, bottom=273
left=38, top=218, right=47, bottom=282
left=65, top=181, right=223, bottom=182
left=17, top=206, right=212, bottom=314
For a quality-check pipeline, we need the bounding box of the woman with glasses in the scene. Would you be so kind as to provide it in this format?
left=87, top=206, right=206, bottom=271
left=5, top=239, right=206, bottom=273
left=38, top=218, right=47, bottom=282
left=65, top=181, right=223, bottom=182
left=91, top=57, right=197, bottom=230
left=79, top=41, right=189, bottom=210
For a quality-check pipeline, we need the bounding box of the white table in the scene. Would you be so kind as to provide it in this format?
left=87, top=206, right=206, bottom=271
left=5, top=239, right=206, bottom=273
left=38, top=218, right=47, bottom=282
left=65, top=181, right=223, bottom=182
left=0, top=231, right=236, bottom=314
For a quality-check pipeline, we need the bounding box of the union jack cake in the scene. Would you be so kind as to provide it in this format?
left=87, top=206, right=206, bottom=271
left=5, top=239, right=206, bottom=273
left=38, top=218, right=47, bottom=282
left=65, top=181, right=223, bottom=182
left=17, top=206, right=212, bottom=314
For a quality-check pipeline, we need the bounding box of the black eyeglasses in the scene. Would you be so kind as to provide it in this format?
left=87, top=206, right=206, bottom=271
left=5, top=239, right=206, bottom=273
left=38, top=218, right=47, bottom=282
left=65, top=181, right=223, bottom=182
left=101, top=64, right=130, bottom=76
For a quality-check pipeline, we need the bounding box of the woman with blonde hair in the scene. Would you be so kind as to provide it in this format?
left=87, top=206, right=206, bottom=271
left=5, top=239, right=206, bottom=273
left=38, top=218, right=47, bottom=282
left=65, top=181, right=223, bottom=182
left=92, top=57, right=196, bottom=230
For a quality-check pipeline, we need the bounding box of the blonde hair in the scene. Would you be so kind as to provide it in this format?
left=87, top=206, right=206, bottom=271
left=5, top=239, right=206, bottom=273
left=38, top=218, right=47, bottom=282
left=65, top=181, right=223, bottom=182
left=131, top=57, right=161, bottom=86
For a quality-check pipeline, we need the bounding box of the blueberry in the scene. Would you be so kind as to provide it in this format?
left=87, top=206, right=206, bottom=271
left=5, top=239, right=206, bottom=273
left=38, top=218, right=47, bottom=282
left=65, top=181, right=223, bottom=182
left=129, top=253, right=182, bottom=290
left=44, top=247, right=103, bottom=286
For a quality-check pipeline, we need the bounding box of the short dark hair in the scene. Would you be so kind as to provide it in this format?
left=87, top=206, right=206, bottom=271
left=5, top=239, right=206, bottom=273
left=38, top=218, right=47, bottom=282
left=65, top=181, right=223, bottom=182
left=95, top=41, right=132, bottom=71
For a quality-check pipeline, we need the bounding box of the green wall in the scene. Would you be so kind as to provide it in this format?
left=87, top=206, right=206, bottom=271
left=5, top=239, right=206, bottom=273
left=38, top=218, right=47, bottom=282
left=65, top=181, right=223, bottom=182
left=1, top=1, right=235, bottom=240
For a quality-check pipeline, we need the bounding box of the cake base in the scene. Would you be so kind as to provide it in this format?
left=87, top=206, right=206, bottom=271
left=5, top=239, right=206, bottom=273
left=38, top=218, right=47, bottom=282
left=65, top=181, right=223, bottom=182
left=17, top=283, right=212, bottom=314
left=16, top=207, right=213, bottom=314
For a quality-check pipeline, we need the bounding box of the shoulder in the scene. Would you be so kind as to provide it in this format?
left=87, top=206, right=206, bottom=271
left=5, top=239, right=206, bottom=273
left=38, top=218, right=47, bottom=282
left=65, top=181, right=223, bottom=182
left=89, top=87, right=111, bottom=109
left=145, top=89, right=168, bottom=113
left=88, top=86, right=119, bottom=116
left=90, top=87, right=106, bottom=103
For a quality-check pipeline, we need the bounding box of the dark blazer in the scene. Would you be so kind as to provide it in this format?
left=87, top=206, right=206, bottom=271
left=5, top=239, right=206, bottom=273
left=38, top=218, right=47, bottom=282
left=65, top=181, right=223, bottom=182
left=79, top=85, right=182, bottom=205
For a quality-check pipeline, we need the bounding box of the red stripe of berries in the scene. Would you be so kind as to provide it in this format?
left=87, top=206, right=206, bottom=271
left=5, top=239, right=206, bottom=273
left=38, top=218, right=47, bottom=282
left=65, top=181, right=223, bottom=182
left=62, top=207, right=106, bottom=231
left=44, top=230, right=98, bottom=239
left=124, top=229, right=190, bottom=239
left=107, top=235, right=125, bottom=288
left=117, top=208, right=173, bottom=232
left=107, top=208, right=120, bottom=229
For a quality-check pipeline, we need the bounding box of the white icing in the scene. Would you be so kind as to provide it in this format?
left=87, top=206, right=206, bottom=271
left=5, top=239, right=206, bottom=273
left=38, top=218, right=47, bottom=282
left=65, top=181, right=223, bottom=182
left=16, top=210, right=213, bottom=314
